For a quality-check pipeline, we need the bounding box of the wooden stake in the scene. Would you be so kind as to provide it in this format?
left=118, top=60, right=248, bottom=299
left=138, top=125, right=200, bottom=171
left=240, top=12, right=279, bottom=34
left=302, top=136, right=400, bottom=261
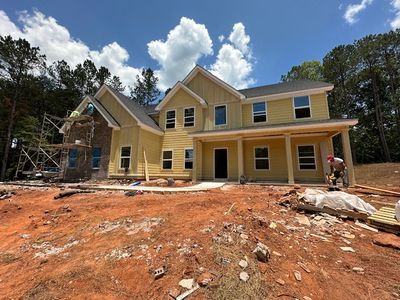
left=143, top=149, right=149, bottom=182
left=354, top=184, right=400, bottom=197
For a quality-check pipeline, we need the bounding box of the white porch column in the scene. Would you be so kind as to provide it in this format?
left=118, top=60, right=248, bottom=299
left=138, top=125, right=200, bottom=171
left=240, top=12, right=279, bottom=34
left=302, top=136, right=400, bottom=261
left=237, top=137, right=244, bottom=182
left=192, top=139, right=198, bottom=183
left=341, top=128, right=356, bottom=186
left=285, top=134, right=295, bottom=184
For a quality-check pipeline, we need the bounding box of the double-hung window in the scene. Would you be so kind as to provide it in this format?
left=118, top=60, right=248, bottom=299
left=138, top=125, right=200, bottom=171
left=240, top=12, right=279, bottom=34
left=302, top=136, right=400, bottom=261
left=214, top=105, right=227, bottom=126
left=254, top=147, right=269, bottom=170
left=68, top=149, right=78, bottom=168
left=184, top=107, right=195, bottom=127
left=253, top=102, right=267, bottom=123
left=165, top=110, right=176, bottom=129
left=92, top=147, right=101, bottom=169
left=162, top=150, right=173, bottom=170
left=120, top=146, right=131, bottom=169
left=184, top=149, right=193, bottom=169
left=297, top=145, right=316, bottom=170
left=294, top=96, right=311, bottom=119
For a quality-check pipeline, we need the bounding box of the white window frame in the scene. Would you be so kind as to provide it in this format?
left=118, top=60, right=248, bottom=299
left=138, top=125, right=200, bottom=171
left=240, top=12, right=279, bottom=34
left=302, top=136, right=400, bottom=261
left=165, top=109, right=176, bottom=129
left=297, top=144, right=317, bottom=171
left=214, top=104, right=227, bottom=127
left=252, top=101, right=267, bottom=124
left=293, top=95, right=312, bottom=120
left=162, top=149, right=173, bottom=170
left=184, top=148, right=193, bottom=170
left=119, top=145, right=132, bottom=170
left=254, top=146, right=270, bottom=171
left=183, top=107, right=195, bottom=128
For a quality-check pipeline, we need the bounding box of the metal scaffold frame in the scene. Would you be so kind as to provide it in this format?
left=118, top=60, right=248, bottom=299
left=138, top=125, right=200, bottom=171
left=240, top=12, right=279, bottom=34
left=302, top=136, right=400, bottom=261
left=15, top=111, right=95, bottom=181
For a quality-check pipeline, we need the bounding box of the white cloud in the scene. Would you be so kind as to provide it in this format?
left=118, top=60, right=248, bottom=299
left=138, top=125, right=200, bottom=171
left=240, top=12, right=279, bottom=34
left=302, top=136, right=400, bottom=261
left=0, top=10, right=140, bottom=88
left=343, top=0, right=373, bottom=24
left=147, top=17, right=213, bottom=91
left=218, top=34, right=225, bottom=42
left=209, top=22, right=254, bottom=89
left=390, top=0, right=400, bottom=29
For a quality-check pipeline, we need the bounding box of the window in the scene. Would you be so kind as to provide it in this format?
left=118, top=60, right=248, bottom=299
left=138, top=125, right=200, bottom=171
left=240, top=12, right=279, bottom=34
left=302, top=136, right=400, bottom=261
left=120, top=146, right=131, bottom=169
left=214, top=105, right=227, bottom=126
left=92, top=147, right=101, bottom=169
left=162, top=150, right=173, bottom=169
left=253, top=102, right=267, bottom=123
left=184, top=149, right=193, bottom=169
left=294, top=96, right=311, bottom=119
left=184, top=107, right=195, bottom=127
left=165, top=110, right=176, bottom=129
left=298, top=145, right=316, bottom=170
left=254, top=147, right=269, bottom=170
left=68, top=149, right=78, bottom=168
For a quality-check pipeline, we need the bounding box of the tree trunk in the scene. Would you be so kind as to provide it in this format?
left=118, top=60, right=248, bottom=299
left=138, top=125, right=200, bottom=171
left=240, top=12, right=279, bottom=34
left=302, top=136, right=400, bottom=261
left=0, top=90, right=18, bottom=181
left=371, top=74, right=391, bottom=162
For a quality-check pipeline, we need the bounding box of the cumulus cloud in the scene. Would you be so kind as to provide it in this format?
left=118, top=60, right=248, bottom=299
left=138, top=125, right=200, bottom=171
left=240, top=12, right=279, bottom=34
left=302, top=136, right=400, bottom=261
left=0, top=10, right=140, bottom=88
left=147, top=17, right=213, bottom=91
left=343, top=0, right=373, bottom=24
left=218, top=35, right=225, bottom=42
left=390, top=0, right=400, bottom=29
left=209, top=22, right=254, bottom=89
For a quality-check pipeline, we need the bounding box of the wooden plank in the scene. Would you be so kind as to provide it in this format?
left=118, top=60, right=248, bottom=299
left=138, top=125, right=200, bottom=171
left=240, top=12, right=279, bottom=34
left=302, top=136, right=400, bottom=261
left=369, top=215, right=397, bottom=223
left=374, top=212, right=395, bottom=218
left=143, top=149, right=149, bottom=182
left=381, top=207, right=395, bottom=213
left=354, top=184, right=400, bottom=197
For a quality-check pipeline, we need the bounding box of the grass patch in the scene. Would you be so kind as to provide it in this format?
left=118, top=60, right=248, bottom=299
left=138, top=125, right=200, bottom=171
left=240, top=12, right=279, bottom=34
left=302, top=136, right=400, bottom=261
left=207, top=242, right=269, bottom=300
left=0, top=252, right=19, bottom=264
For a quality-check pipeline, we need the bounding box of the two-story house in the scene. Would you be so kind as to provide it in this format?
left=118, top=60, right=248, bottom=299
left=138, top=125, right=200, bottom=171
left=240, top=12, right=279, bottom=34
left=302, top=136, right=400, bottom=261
left=65, top=65, right=358, bottom=185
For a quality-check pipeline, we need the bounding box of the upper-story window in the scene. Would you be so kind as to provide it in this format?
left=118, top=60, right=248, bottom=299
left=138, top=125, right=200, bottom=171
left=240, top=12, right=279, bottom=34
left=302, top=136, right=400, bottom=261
left=184, top=107, right=195, bottom=127
left=253, top=102, right=267, bottom=123
left=165, top=110, right=176, bottom=129
left=293, top=96, right=311, bottom=119
left=214, top=105, right=227, bottom=126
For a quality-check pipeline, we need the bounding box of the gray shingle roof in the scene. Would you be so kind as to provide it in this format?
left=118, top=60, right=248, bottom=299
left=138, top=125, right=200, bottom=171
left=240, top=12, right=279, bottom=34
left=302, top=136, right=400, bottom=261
left=106, top=85, right=162, bottom=132
left=239, top=79, right=333, bottom=98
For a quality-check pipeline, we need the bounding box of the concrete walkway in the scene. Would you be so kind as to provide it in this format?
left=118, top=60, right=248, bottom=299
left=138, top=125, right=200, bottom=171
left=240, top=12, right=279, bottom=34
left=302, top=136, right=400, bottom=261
left=70, top=181, right=225, bottom=193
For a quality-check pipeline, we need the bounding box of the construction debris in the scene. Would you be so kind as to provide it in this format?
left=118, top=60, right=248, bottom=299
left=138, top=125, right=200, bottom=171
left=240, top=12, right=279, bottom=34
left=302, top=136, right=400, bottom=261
left=54, top=189, right=95, bottom=199
left=293, top=270, right=302, bottom=281
left=253, top=242, right=271, bottom=263
left=154, top=267, right=165, bottom=279
left=0, top=190, right=15, bottom=200
left=176, top=284, right=200, bottom=300
left=179, top=278, right=194, bottom=289
left=239, top=271, right=250, bottom=282
left=340, top=247, right=355, bottom=253
left=355, top=221, right=379, bottom=232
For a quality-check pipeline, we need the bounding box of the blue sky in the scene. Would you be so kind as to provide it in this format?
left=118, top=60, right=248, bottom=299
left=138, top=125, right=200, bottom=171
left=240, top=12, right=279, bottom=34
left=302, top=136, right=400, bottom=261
left=0, top=0, right=397, bottom=91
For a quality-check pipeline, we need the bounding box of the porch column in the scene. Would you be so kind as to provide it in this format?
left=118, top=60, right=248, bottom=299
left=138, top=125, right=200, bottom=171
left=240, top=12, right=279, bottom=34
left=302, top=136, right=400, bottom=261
left=192, top=140, right=202, bottom=183
left=341, top=128, right=356, bottom=186
left=285, top=134, right=295, bottom=184
left=237, top=137, right=244, bottom=182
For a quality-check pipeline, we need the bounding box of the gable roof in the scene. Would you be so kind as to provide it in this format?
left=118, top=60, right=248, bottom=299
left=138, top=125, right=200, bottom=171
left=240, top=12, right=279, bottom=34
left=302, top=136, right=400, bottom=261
left=155, top=81, right=207, bottom=111
left=86, top=96, right=120, bottom=128
left=239, top=79, right=334, bottom=99
left=95, top=85, right=163, bottom=135
left=182, top=65, right=246, bottom=100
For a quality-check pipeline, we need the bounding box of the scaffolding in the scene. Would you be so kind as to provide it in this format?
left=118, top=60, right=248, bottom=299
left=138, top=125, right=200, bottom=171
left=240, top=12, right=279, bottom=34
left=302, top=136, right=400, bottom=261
left=15, top=112, right=95, bottom=181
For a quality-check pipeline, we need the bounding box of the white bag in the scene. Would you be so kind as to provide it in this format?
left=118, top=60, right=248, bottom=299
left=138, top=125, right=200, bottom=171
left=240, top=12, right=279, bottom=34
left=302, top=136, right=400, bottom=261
left=396, top=200, right=400, bottom=222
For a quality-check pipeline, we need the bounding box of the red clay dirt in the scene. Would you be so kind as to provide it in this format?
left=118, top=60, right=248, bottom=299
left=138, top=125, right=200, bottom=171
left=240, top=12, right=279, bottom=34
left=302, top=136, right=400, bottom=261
left=0, top=184, right=399, bottom=299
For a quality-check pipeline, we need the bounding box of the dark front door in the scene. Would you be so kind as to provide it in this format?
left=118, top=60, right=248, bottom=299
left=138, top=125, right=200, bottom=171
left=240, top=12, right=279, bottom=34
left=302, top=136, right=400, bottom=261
left=214, top=148, right=228, bottom=179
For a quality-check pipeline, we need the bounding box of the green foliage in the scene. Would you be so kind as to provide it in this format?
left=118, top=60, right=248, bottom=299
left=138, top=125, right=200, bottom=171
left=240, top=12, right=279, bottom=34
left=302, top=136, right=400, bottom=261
left=281, top=60, right=324, bottom=82
left=130, top=68, right=160, bottom=106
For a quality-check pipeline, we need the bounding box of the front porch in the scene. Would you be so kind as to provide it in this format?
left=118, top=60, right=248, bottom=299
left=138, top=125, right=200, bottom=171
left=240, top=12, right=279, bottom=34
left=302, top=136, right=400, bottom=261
left=190, top=119, right=357, bottom=186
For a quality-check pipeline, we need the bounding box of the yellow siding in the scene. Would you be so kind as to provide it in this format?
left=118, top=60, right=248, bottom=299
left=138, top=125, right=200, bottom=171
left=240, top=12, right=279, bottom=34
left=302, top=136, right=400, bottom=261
left=137, top=129, right=162, bottom=178
left=97, top=90, right=137, bottom=126
left=242, top=93, right=330, bottom=127
left=108, top=126, right=140, bottom=176
left=158, top=88, right=200, bottom=178
left=243, top=138, right=288, bottom=181
left=202, top=141, right=238, bottom=181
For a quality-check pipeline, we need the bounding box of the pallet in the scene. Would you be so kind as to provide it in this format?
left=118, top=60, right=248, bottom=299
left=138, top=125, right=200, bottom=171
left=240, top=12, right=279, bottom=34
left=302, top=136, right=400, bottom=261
left=367, top=207, right=400, bottom=234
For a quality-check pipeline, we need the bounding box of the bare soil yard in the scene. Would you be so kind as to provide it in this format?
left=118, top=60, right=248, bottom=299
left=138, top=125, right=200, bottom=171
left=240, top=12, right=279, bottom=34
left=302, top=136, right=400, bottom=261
left=1, top=166, right=400, bottom=299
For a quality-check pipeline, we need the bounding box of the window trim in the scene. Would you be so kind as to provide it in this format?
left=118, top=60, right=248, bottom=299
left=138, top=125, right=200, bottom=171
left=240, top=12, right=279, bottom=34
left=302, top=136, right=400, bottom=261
left=165, top=109, right=176, bottom=129
left=91, top=147, right=101, bottom=170
left=183, top=148, right=193, bottom=170
left=68, top=149, right=78, bottom=169
left=297, top=144, right=317, bottom=171
left=252, top=101, right=268, bottom=124
left=214, top=104, right=228, bottom=127
left=292, top=95, right=312, bottom=120
left=253, top=146, right=270, bottom=171
left=183, top=107, right=195, bottom=128
left=119, top=145, right=132, bottom=170
left=162, top=149, right=174, bottom=170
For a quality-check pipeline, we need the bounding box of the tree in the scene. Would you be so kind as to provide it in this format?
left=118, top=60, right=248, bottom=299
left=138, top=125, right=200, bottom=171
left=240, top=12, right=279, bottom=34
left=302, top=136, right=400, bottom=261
left=96, top=66, right=111, bottom=87
left=130, top=68, right=160, bottom=106
left=108, top=75, right=125, bottom=92
left=0, top=35, right=45, bottom=180
left=281, top=60, right=325, bottom=82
